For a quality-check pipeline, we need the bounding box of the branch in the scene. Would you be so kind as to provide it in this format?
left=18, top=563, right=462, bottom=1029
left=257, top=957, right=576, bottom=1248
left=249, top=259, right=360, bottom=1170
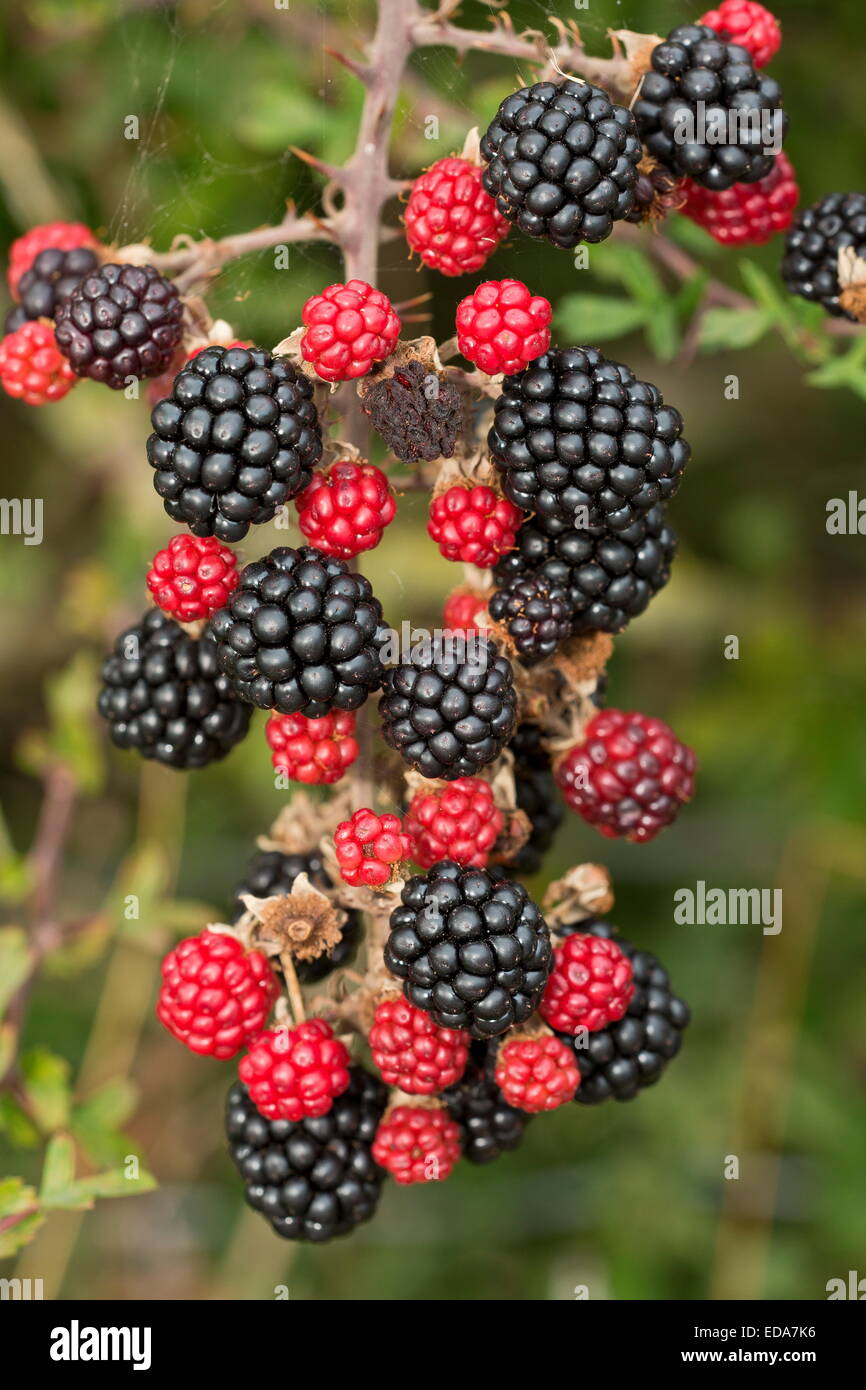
left=138, top=207, right=337, bottom=294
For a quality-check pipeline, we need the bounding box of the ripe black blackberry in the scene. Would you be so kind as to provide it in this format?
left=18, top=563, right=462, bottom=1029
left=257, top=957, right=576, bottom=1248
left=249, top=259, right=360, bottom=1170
left=504, top=722, right=563, bottom=876
left=480, top=79, right=642, bottom=247
left=488, top=347, right=690, bottom=537
left=633, top=24, right=787, bottom=192
left=781, top=193, right=866, bottom=321
left=488, top=571, right=572, bottom=665
left=385, top=860, right=552, bottom=1038
left=360, top=359, right=462, bottom=462
left=225, top=1067, right=387, bottom=1243
left=147, top=345, right=322, bottom=543
left=493, top=504, right=677, bottom=635
left=4, top=245, right=99, bottom=334
left=444, top=1060, right=531, bottom=1164
left=210, top=545, right=386, bottom=719
left=97, top=609, right=251, bottom=769
left=554, top=919, right=690, bottom=1103
left=54, top=261, right=183, bottom=389
left=378, top=634, right=517, bottom=780
left=231, top=848, right=360, bottom=984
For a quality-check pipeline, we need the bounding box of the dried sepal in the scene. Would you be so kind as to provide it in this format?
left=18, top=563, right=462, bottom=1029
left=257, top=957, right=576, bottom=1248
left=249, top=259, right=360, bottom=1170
left=837, top=245, right=866, bottom=322
left=543, top=863, right=615, bottom=927
left=240, top=874, right=347, bottom=963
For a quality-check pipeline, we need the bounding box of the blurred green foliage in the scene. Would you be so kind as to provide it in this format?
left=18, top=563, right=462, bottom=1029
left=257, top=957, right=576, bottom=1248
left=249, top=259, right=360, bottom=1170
left=0, top=0, right=865, bottom=1301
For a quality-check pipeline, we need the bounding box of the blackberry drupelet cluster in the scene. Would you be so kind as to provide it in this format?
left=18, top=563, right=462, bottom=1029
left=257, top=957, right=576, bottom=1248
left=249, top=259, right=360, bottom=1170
left=488, top=571, right=572, bottom=665
left=504, top=722, right=563, bottom=876
left=225, top=1067, right=387, bottom=1242
left=633, top=24, right=787, bottom=191
left=147, top=346, right=322, bottom=542
left=488, top=347, right=690, bottom=536
left=444, top=1054, right=531, bottom=1163
left=378, top=635, right=517, bottom=780
left=493, top=506, right=677, bottom=635
left=480, top=80, right=642, bottom=247
left=231, top=848, right=360, bottom=984
left=211, top=546, right=386, bottom=718
left=781, top=193, right=866, bottom=320
left=361, top=359, right=462, bottom=462
left=54, top=262, right=183, bottom=389
left=385, top=860, right=552, bottom=1038
left=555, top=919, right=690, bottom=1103
left=5, top=245, right=99, bottom=334
left=97, top=609, right=251, bottom=769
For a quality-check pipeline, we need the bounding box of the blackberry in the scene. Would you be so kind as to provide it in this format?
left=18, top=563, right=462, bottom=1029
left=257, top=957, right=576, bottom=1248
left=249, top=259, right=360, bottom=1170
left=384, top=860, right=552, bottom=1038
left=444, top=1063, right=531, bottom=1164
left=480, top=80, right=642, bottom=247
left=54, top=261, right=183, bottom=389
left=633, top=24, right=787, bottom=192
left=225, top=1067, right=387, bottom=1242
left=210, top=545, right=386, bottom=719
left=97, top=609, right=251, bottom=769
left=781, top=193, right=866, bottom=321
left=361, top=359, right=462, bottom=462
left=488, top=347, right=690, bottom=536
left=4, top=245, right=99, bottom=334
left=555, top=919, right=690, bottom=1103
left=147, top=345, right=322, bottom=543
left=378, top=635, right=517, bottom=780
left=504, top=722, right=563, bottom=876
left=488, top=571, right=572, bottom=665
left=493, top=505, right=677, bottom=634
left=231, top=848, right=360, bottom=984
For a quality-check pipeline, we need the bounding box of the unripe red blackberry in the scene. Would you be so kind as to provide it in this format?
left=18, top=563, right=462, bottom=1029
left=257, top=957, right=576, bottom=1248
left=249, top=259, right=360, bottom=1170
left=455, top=279, right=551, bottom=376
left=265, top=710, right=358, bottom=785
left=494, top=1033, right=580, bottom=1112
left=369, top=997, right=470, bottom=1095
left=556, top=708, right=697, bottom=843
left=680, top=151, right=798, bottom=246
left=334, top=808, right=414, bottom=888
left=372, top=1103, right=461, bottom=1184
left=295, top=459, right=396, bottom=558
left=238, top=1019, right=351, bottom=1122
left=300, top=279, right=400, bottom=381
left=427, top=484, right=523, bottom=568
left=404, top=156, right=509, bottom=276
left=405, top=775, right=503, bottom=869
left=54, top=261, right=183, bottom=388
left=442, top=587, right=485, bottom=637
left=480, top=80, right=642, bottom=246
left=699, top=0, right=781, bottom=68
left=0, top=321, right=77, bottom=406
left=538, top=931, right=635, bottom=1034
left=146, top=534, right=239, bottom=623
left=157, top=929, right=278, bottom=1060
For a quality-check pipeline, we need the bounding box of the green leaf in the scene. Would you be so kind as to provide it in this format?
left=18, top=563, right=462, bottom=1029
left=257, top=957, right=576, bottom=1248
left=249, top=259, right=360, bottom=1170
left=644, top=303, right=680, bottom=362
left=0, top=1179, right=44, bottom=1258
left=40, top=1133, right=76, bottom=1199
left=698, top=306, right=772, bottom=351
left=0, top=926, right=33, bottom=1014
left=45, top=653, right=105, bottom=796
left=21, top=1048, right=71, bottom=1132
left=555, top=294, right=647, bottom=342
left=72, top=1079, right=139, bottom=1166
left=592, top=241, right=663, bottom=307
left=674, top=270, right=709, bottom=324
left=0, top=1092, right=41, bottom=1148
left=41, top=1165, right=157, bottom=1211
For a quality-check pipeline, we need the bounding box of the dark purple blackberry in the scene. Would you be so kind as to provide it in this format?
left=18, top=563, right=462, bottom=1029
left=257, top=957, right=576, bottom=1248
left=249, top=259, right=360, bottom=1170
left=493, top=504, right=677, bottom=634
left=97, top=609, right=250, bottom=769
left=633, top=25, right=787, bottom=192
left=554, top=919, right=690, bottom=1103
left=210, top=545, right=386, bottom=719
left=147, top=345, right=322, bottom=543
left=361, top=359, right=462, bottom=462
left=781, top=193, right=866, bottom=321
left=385, top=860, right=552, bottom=1039
left=444, top=1063, right=531, bottom=1164
left=488, top=571, right=572, bottom=665
left=488, top=347, right=690, bottom=537
left=54, top=261, right=183, bottom=389
left=231, top=848, right=360, bottom=984
left=480, top=80, right=642, bottom=247
left=504, top=722, right=563, bottom=876
left=378, top=634, right=517, bottom=781
left=226, top=1067, right=386, bottom=1242
left=4, top=245, right=99, bottom=334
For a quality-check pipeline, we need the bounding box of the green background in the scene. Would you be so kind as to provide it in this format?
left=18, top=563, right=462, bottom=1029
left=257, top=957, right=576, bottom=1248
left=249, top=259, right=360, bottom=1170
left=1, top=0, right=864, bottom=1300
